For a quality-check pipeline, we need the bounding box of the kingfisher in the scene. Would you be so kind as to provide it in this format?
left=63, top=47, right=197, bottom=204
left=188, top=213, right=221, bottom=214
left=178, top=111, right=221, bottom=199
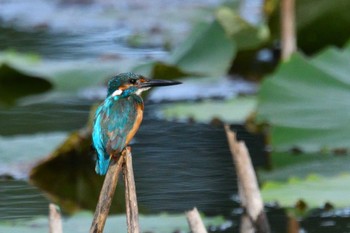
left=92, top=72, right=181, bottom=175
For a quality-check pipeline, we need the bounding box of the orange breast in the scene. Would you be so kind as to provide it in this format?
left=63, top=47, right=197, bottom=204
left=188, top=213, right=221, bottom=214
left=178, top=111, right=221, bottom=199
left=125, top=102, right=143, bottom=146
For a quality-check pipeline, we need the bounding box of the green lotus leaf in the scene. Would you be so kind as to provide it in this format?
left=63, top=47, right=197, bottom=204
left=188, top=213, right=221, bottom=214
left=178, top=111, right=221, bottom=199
left=257, top=44, right=350, bottom=152
left=0, top=52, right=53, bottom=106
left=262, top=173, right=350, bottom=208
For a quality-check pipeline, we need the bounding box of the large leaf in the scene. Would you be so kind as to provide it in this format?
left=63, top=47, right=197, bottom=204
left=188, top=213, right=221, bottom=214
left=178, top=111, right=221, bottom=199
left=215, top=6, right=273, bottom=79
left=133, top=8, right=271, bottom=79
left=260, top=153, right=344, bottom=181
left=161, top=96, right=256, bottom=124
left=257, top=44, right=350, bottom=152
left=168, top=20, right=236, bottom=76
left=0, top=133, right=67, bottom=177
left=29, top=129, right=125, bottom=214
left=262, top=173, right=350, bottom=208
left=216, top=6, right=269, bottom=50
left=259, top=151, right=350, bottom=208
left=132, top=17, right=239, bottom=78
left=0, top=53, right=52, bottom=105
left=0, top=51, right=120, bottom=101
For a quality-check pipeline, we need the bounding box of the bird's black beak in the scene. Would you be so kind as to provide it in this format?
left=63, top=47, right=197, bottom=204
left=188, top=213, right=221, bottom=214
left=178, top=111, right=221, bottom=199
left=140, top=79, right=182, bottom=88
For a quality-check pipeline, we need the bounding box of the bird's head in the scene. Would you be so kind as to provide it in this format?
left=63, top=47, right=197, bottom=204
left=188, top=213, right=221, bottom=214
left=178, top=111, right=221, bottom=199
left=107, top=72, right=181, bottom=97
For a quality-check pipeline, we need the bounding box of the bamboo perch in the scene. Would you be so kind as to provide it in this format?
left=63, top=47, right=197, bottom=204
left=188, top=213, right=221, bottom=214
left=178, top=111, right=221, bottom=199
left=237, top=182, right=255, bottom=233
left=49, top=203, right=63, bottom=233
left=186, top=207, right=208, bottom=233
left=281, top=0, right=296, bottom=60
left=123, top=148, right=140, bottom=233
left=287, top=215, right=300, bottom=233
left=90, top=153, right=125, bottom=233
left=224, top=125, right=271, bottom=233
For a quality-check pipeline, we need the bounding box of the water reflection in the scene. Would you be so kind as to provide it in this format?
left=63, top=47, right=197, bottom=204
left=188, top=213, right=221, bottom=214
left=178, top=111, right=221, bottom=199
left=0, top=26, right=166, bottom=60
left=0, top=99, right=92, bottom=135
left=0, top=95, right=267, bottom=221
left=0, top=178, right=48, bottom=221
left=28, top=109, right=267, bottom=216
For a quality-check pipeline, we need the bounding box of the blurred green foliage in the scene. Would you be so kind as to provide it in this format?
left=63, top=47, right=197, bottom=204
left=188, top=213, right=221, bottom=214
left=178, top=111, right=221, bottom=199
left=257, top=43, right=350, bottom=152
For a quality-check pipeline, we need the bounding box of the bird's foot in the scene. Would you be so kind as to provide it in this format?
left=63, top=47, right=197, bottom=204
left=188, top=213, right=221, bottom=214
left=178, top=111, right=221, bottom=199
left=111, top=152, right=121, bottom=161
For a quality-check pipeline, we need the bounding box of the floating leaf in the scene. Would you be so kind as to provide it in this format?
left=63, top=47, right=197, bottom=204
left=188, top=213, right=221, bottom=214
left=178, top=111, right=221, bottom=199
left=0, top=132, right=67, bottom=173
left=134, top=20, right=237, bottom=79
left=259, top=152, right=350, bottom=182
left=161, top=96, right=256, bottom=124
left=49, top=61, right=118, bottom=92
left=262, top=173, right=350, bottom=208
left=168, top=20, right=236, bottom=76
left=216, top=7, right=273, bottom=79
left=0, top=51, right=120, bottom=102
left=0, top=51, right=43, bottom=74
left=216, top=6, right=269, bottom=50
left=133, top=8, right=271, bottom=79
left=0, top=51, right=52, bottom=106
left=29, top=129, right=125, bottom=214
left=0, top=62, right=52, bottom=105
left=257, top=45, right=350, bottom=152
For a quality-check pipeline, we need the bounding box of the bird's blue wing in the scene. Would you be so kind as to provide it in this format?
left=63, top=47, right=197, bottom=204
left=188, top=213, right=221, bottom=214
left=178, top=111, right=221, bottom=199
left=92, top=105, right=109, bottom=175
left=92, top=96, right=138, bottom=175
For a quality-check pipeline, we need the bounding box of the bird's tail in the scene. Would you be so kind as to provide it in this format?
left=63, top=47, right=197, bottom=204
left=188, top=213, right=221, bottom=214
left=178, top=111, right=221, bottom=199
left=95, top=157, right=110, bottom=175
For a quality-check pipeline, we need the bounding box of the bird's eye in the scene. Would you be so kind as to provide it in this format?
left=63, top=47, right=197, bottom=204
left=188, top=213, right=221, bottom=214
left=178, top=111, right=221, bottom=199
left=129, top=79, right=137, bottom=84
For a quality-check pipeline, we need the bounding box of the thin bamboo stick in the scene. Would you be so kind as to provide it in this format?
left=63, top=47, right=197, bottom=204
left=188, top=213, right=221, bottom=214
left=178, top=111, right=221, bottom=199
left=49, top=203, right=63, bottom=233
left=186, top=207, right=208, bottom=233
left=281, top=0, right=296, bottom=60
left=123, top=148, right=140, bottom=233
left=90, top=154, right=125, bottom=233
left=224, top=125, right=271, bottom=233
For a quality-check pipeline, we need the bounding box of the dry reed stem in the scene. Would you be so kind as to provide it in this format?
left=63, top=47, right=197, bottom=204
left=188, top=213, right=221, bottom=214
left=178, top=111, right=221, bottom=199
left=49, top=203, right=63, bottom=233
left=281, top=0, right=296, bottom=60
left=123, top=148, right=140, bottom=233
left=224, top=125, right=270, bottom=233
left=186, top=207, right=208, bottom=233
left=90, top=154, right=125, bottom=233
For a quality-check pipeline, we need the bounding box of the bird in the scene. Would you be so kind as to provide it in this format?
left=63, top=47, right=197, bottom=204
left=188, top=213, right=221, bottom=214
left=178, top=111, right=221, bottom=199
left=92, top=72, right=181, bottom=175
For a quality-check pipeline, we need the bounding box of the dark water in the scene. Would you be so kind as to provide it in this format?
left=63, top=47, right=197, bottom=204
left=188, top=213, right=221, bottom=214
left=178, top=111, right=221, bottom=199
left=0, top=179, right=49, bottom=221
left=0, top=25, right=165, bottom=61
left=133, top=117, right=266, bottom=215
left=0, top=99, right=92, bottom=135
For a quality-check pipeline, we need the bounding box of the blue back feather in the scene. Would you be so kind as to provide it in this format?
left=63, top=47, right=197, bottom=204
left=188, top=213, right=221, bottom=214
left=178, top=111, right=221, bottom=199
left=92, top=95, right=142, bottom=175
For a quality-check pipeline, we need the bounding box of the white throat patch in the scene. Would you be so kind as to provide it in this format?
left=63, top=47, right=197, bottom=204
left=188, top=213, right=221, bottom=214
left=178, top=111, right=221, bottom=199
left=111, top=89, right=123, bottom=96
left=135, top=87, right=151, bottom=95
